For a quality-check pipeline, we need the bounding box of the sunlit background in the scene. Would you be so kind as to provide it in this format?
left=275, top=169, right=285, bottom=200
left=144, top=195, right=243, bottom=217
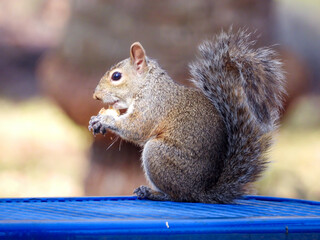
left=0, top=0, right=319, bottom=200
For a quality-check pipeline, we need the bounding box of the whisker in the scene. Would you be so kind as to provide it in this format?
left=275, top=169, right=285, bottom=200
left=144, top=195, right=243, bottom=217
left=119, top=139, right=123, bottom=151
left=106, top=136, right=119, bottom=151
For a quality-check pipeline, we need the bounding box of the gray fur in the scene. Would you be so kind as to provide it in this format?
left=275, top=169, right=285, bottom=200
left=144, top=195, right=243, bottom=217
left=189, top=29, right=285, bottom=202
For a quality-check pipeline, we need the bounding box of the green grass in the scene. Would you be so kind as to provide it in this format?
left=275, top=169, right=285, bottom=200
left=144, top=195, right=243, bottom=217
left=256, top=96, right=320, bottom=201
left=0, top=98, right=90, bottom=197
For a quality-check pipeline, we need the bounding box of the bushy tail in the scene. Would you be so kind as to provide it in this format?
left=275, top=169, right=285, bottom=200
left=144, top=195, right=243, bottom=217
left=189, top=29, right=285, bottom=203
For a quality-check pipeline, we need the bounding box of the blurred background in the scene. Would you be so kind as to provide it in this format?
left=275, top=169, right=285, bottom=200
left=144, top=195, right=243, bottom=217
left=0, top=0, right=319, bottom=200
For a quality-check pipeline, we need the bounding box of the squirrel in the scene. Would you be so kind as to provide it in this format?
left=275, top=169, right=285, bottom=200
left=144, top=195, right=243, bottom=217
left=88, top=29, right=285, bottom=203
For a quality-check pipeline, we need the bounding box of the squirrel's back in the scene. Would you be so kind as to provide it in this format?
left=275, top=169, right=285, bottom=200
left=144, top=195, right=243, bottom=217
left=189, top=29, right=285, bottom=203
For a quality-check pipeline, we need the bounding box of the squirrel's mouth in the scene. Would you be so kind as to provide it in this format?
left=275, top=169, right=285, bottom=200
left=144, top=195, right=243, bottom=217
left=99, top=105, right=128, bottom=117
left=103, top=101, right=128, bottom=116
left=107, top=100, right=119, bottom=107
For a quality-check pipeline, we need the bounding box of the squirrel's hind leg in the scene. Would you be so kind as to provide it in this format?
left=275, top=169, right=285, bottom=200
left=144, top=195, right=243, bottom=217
left=134, top=185, right=172, bottom=201
left=140, top=138, right=205, bottom=203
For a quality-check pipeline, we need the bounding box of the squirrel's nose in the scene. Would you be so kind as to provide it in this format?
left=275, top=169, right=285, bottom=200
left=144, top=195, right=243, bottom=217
left=93, top=92, right=102, bottom=101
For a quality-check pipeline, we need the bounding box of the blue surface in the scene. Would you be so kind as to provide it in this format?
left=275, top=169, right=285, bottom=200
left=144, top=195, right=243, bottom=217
left=0, top=195, right=320, bottom=239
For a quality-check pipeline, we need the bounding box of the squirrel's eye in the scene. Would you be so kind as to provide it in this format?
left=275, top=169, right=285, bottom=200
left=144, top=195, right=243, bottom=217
left=111, top=71, right=122, bottom=81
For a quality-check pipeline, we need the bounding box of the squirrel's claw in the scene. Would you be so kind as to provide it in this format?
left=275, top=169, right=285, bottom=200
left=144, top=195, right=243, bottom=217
left=134, top=185, right=172, bottom=201
left=88, top=115, right=107, bottom=135
left=134, top=185, right=151, bottom=199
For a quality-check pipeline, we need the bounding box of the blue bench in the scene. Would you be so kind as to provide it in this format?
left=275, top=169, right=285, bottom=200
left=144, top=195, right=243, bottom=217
left=1, top=196, right=320, bottom=239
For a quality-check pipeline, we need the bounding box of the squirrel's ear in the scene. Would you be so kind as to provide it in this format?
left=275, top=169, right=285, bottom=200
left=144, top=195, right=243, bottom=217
left=130, top=42, right=147, bottom=74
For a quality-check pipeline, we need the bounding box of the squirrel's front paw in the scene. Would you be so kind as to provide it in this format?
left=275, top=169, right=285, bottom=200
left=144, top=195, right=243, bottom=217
left=133, top=185, right=152, bottom=199
left=88, top=116, right=107, bottom=135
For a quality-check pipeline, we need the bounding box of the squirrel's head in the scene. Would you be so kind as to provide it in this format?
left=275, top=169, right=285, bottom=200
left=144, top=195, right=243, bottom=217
left=93, top=42, right=149, bottom=110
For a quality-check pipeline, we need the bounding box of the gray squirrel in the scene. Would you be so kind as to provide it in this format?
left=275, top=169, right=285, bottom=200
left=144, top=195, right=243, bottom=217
left=88, top=29, right=285, bottom=203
